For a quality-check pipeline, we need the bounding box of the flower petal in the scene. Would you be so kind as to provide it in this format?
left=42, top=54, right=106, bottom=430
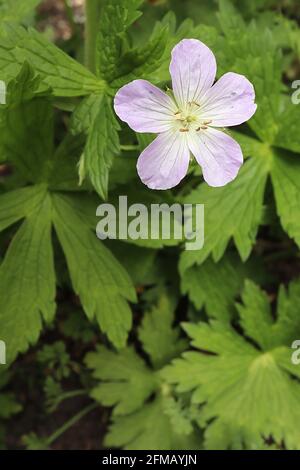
left=200, top=72, right=257, bottom=127
left=137, top=130, right=190, bottom=190
left=114, top=79, right=176, bottom=133
left=169, top=39, right=217, bottom=108
left=187, top=128, right=243, bottom=187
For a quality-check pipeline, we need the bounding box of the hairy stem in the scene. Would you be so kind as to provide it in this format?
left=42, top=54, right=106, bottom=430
left=46, top=402, right=98, bottom=446
left=84, top=0, right=101, bottom=73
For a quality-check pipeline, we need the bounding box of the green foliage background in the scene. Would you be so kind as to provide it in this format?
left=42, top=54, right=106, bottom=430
left=0, top=0, right=300, bottom=450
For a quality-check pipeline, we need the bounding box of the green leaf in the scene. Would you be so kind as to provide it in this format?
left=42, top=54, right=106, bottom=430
left=22, top=433, right=49, bottom=450
left=204, top=418, right=268, bottom=450
left=0, top=191, right=56, bottom=363
left=86, top=345, right=158, bottom=415
left=0, top=393, right=21, bottom=419
left=180, top=153, right=270, bottom=272
left=84, top=95, right=120, bottom=199
left=105, top=395, right=201, bottom=450
left=86, top=290, right=200, bottom=450
left=181, top=254, right=263, bottom=322
left=163, top=279, right=300, bottom=449
left=230, top=131, right=267, bottom=158
left=234, top=42, right=282, bottom=143
left=107, top=242, right=157, bottom=286
left=37, top=341, right=71, bottom=381
left=137, top=133, right=155, bottom=151
left=0, top=0, right=41, bottom=23
left=274, top=104, right=300, bottom=154
left=217, top=1, right=282, bottom=143
left=0, top=23, right=104, bottom=96
left=236, top=280, right=274, bottom=350
left=52, top=193, right=136, bottom=348
left=0, top=185, right=46, bottom=232
left=0, top=372, right=22, bottom=423
left=217, top=0, right=245, bottom=41
left=0, top=371, right=21, bottom=423
left=105, top=186, right=184, bottom=249
left=108, top=154, right=139, bottom=191
left=4, top=61, right=47, bottom=105
left=110, top=24, right=169, bottom=89
left=238, top=279, right=300, bottom=350
left=70, top=94, right=103, bottom=135
left=0, top=68, right=54, bottom=182
left=96, top=0, right=143, bottom=82
left=138, top=294, right=187, bottom=369
left=271, top=149, right=300, bottom=248
left=48, top=133, right=86, bottom=192
left=60, top=310, right=96, bottom=344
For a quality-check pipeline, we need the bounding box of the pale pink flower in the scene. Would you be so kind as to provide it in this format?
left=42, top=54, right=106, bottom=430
left=114, top=39, right=257, bottom=189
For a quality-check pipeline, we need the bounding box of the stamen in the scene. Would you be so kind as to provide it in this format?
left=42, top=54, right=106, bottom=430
left=179, top=128, right=189, bottom=132
left=187, top=101, right=200, bottom=107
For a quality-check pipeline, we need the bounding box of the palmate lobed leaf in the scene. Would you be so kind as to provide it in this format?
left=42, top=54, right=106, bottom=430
left=138, top=294, right=187, bottom=369
left=0, top=185, right=45, bottom=232
left=181, top=253, right=267, bottom=323
left=0, top=190, right=56, bottom=364
left=86, top=346, right=158, bottom=415
left=0, top=65, right=137, bottom=360
left=203, top=418, right=270, bottom=450
left=85, top=292, right=198, bottom=450
left=52, top=193, right=136, bottom=348
left=0, top=185, right=137, bottom=361
left=162, top=279, right=300, bottom=449
left=104, top=395, right=201, bottom=451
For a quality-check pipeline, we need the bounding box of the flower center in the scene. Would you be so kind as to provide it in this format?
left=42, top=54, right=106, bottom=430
left=173, top=101, right=211, bottom=133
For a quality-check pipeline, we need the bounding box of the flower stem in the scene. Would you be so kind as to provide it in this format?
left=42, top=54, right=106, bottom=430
left=46, top=402, right=98, bottom=447
left=84, top=0, right=101, bottom=73
left=52, top=389, right=88, bottom=409
left=120, top=144, right=140, bottom=151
